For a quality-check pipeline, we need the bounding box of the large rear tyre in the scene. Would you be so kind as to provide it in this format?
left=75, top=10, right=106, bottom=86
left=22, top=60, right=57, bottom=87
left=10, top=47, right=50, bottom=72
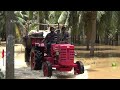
left=74, top=61, right=84, bottom=75
left=30, top=47, right=43, bottom=70
left=42, top=61, right=52, bottom=77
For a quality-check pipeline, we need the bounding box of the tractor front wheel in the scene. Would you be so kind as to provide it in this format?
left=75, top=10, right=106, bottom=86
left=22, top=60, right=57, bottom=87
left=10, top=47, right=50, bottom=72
left=42, top=61, right=52, bottom=77
left=74, top=61, right=84, bottom=75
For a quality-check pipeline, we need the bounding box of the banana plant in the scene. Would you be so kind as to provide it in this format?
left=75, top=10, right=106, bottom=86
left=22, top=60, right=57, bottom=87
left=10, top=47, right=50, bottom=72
left=49, top=11, right=62, bottom=24
left=15, top=11, right=38, bottom=36
left=58, top=11, right=68, bottom=24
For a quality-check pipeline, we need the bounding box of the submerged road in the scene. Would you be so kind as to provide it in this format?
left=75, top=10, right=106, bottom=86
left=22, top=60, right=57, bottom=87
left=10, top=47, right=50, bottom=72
left=0, top=44, right=89, bottom=79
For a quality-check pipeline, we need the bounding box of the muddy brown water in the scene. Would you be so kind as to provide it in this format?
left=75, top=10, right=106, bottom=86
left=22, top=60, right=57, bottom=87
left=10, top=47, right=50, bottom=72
left=1, top=42, right=120, bottom=79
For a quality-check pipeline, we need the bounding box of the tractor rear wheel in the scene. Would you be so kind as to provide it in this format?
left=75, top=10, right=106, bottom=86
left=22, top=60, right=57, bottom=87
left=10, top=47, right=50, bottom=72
left=30, top=47, right=43, bottom=70
left=74, top=61, right=84, bottom=75
left=42, top=61, right=52, bottom=77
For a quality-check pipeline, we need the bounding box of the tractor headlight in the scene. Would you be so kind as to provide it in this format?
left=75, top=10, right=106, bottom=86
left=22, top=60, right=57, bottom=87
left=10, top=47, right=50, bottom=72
left=56, top=51, right=59, bottom=56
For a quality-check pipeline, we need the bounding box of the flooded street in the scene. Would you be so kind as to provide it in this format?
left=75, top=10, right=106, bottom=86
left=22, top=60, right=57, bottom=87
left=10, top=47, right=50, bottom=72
left=0, top=55, right=89, bottom=79
left=0, top=44, right=88, bottom=79
left=1, top=43, right=120, bottom=79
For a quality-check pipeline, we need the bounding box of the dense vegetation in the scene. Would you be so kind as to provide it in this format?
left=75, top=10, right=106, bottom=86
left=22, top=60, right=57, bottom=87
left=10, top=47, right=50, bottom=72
left=1, top=11, right=120, bottom=56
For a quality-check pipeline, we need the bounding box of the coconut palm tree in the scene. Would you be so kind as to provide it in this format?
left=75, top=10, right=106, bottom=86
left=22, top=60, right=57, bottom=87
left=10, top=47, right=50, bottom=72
left=5, top=11, right=15, bottom=79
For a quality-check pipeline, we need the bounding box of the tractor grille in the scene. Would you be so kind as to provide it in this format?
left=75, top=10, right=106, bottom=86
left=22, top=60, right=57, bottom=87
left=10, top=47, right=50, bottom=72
left=60, top=45, right=74, bottom=61
left=60, top=49, right=67, bottom=60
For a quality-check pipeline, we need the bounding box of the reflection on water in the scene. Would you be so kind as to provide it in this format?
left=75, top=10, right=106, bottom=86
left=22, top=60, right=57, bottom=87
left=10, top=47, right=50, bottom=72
left=15, top=67, right=88, bottom=79
left=0, top=60, right=88, bottom=79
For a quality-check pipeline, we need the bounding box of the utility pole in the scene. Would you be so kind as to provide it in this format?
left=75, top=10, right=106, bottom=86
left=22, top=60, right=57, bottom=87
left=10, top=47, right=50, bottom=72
left=5, top=11, right=15, bottom=79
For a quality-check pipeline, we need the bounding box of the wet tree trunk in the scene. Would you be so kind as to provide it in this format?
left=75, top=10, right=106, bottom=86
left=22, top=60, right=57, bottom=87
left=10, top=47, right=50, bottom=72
left=85, top=20, right=91, bottom=50
left=77, top=34, right=80, bottom=45
left=86, top=29, right=90, bottom=50
left=104, top=29, right=109, bottom=45
left=89, top=11, right=97, bottom=56
left=75, top=35, right=77, bottom=45
left=5, top=11, right=15, bottom=79
left=115, top=31, right=118, bottom=46
left=69, top=11, right=79, bottom=45
left=95, top=29, right=99, bottom=44
left=71, top=28, right=76, bottom=44
left=82, top=27, right=86, bottom=45
left=84, top=12, right=92, bottom=50
left=73, top=34, right=75, bottom=44
left=118, top=32, right=120, bottom=45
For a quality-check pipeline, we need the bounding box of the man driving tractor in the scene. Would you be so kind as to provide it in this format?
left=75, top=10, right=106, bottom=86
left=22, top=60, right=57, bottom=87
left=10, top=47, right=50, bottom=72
left=42, top=26, right=57, bottom=56
left=43, top=25, right=70, bottom=55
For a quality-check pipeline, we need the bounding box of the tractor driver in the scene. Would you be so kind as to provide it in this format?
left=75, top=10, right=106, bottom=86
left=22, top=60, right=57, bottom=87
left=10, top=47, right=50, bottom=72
left=43, top=26, right=57, bottom=56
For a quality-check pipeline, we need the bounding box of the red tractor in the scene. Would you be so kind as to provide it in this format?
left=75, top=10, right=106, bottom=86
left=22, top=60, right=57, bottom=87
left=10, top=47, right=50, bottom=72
left=23, top=24, right=84, bottom=77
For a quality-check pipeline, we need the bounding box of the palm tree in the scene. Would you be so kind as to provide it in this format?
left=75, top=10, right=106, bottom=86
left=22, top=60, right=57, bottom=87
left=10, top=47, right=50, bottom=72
left=68, top=11, right=80, bottom=44
left=96, top=11, right=120, bottom=45
left=5, top=11, right=15, bottom=79
left=0, top=11, right=6, bottom=41
left=110, top=11, right=120, bottom=45
left=89, top=11, right=97, bottom=56
left=15, top=11, right=40, bottom=37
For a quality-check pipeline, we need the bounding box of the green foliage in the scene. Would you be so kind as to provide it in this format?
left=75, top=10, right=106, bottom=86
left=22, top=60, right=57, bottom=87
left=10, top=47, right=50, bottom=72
left=58, top=11, right=68, bottom=24
left=15, top=24, right=21, bottom=41
left=29, top=23, right=38, bottom=31
left=49, top=11, right=62, bottom=23
left=28, top=11, right=33, bottom=20
left=43, top=11, right=49, bottom=20
left=97, top=11, right=105, bottom=22
left=0, top=11, right=120, bottom=46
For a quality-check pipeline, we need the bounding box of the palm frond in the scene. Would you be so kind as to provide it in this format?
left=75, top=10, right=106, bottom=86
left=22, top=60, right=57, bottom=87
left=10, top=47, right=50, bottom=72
left=58, top=11, right=68, bottom=24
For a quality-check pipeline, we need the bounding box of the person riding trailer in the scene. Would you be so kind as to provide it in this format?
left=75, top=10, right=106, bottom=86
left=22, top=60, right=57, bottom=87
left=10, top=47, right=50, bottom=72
left=42, top=26, right=57, bottom=56
left=55, top=29, right=61, bottom=44
left=60, top=26, right=70, bottom=43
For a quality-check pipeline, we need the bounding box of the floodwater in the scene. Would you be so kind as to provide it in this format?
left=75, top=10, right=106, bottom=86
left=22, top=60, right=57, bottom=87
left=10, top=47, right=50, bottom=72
left=0, top=59, right=89, bottom=79
left=1, top=43, right=120, bottom=79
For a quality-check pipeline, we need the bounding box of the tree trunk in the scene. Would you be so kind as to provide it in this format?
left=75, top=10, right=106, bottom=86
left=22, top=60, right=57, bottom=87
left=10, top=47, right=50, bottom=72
left=90, top=11, right=97, bottom=56
left=5, top=11, right=15, bottom=79
left=38, top=11, right=45, bottom=30
left=85, top=21, right=91, bottom=50
left=95, top=29, right=99, bottom=44
left=84, top=13, right=92, bottom=50
left=86, top=39, right=90, bottom=50
left=104, top=29, right=109, bottom=45
left=73, top=34, right=75, bottom=44
left=115, top=31, right=118, bottom=46
left=118, top=33, right=120, bottom=45
left=69, top=11, right=78, bottom=45
left=82, top=27, right=86, bottom=45
left=77, top=34, right=80, bottom=45
left=75, top=35, right=77, bottom=44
